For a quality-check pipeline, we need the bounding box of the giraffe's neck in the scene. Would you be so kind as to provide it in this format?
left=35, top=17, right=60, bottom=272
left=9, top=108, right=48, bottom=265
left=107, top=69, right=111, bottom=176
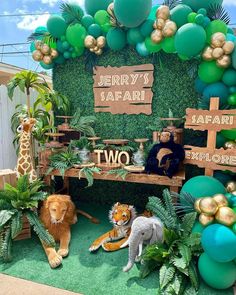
left=19, top=132, right=31, bottom=154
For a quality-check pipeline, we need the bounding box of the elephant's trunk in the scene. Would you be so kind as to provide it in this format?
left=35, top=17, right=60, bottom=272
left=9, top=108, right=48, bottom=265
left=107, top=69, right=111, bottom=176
left=123, top=234, right=141, bottom=272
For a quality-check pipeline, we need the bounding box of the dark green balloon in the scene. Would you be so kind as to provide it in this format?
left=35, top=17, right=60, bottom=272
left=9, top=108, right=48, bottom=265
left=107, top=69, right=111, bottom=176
left=106, top=28, right=126, bottom=51
left=88, top=24, right=102, bottom=38
left=114, top=0, right=152, bottom=28
left=198, top=61, right=225, bottom=83
left=85, top=0, right=112, bottom=16
left=202, top=82, right=229, bottom=107
left=54, top=55, right=65, bottom=64
left=221, top=129, right=236, bottom=140
left=56, top=40, right=65, bottom=53
left=66, top=24, right=87, bottom=47
left=170, top=4, right=192, bottom=28
left=127, top=28, right=144, bottom=45
left=182, top=0, right=223, bottom=12
left=192, top=221, right=205, bottom=233
left=162, top=36, right=176, bottom=53
left=228, top=93, right=236, bottom=106
left=222, top=69, right=236, bottom=86
left=63, top=51, right=71, bottom=59
left=216, top=133, right=227, bottom=148
left=175, top=23, right=206, bottom=58
left=145, top=37, right=162, bottom=53
left=194, top=77, right=208, bottom=94
left=214, top=170, right=233, bottom=185
left=47, top=15, right=67, bottom=38
left=140, top=20, right=154, bottom=37
left=81, top=15, right=94, bottom=28
left=206, top=20, right=227, bottom=44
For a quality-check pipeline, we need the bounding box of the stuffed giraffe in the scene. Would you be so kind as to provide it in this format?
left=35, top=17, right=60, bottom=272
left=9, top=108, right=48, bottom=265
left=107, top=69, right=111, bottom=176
left=15, top=117, right=37, bottom=182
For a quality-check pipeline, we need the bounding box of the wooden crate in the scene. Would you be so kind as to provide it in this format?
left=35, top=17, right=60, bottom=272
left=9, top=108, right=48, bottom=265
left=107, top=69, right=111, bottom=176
left=0, top=169, right=17, bottom=189
left=14, top=216, right=31, bottom=241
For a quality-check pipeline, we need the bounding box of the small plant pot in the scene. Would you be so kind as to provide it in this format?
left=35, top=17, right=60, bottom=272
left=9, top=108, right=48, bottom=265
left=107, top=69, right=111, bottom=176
left=14, top=216, right=31, bottom=241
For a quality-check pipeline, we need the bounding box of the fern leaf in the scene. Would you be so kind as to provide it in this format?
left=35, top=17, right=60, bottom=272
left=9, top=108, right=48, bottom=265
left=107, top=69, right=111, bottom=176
left=183, top=286, right=198, bottom=295
left=79, top=167, right=101, bottom=187
left=60, top=2, right=84, bottom=24
left=208, top=4, right=230, bottom=24
left=188, top=261, right=199, bottom=290
left=31, top=192, right=48, bottom=201
left=171, top=273, right=182, bottom=295
left=11, top=211, right=23, bottom=239
left=163, top=189, right=177, bottom=220
left=1, top=226, right=12, bottom=262
left=159, top=263, right=175, bottom=290
left=16, top=174, right=29, bottom=192
left=181, top=213, right=197, bottom=236
left=25, top=211, right=55, bottom=247
left=106, top=168, right=129, bottom=180
left=171, top=256, right=187, bottom=271
left=0, top=210, right=16, bottom=229
left=184, top=232, right=201, bottom=248
left=178, top=244, right=192, bottom=266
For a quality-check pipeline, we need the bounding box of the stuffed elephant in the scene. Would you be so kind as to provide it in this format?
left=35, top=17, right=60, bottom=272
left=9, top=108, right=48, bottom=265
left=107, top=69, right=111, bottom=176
left=121, top=216, right=164, bottom=272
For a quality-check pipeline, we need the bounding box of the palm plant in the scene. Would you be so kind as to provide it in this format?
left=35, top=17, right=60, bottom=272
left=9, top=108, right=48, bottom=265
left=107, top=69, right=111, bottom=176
left=70, top=108, right=96, bottom=136
left=140, top=189, right=202, bottom=295
left=7, top=70, right=50, bottom=117
left=60, top=2, right=84, bottom=25
left=69, top=136, right=93, bottom=152
left=79, top=166, right=101, bottom=187
left=0, top=175, right=55, bottom=262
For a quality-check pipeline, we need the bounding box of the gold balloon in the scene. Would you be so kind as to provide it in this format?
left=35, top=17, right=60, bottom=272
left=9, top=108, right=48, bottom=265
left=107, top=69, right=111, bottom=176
left=95, top=49, right=103, bottom=55
left=194, top=198, right=202, bottom=213
left=211, top=32, right=226, bottom=48
left=97, top=36, right=106, bottom=48
left=215, top=207, right=236, bottom=226
left=156, top=5, right=170, bottom=20
left=199, top=197, right=218, bottom=216
left=163, top=21, right=177, bottom=32
left=155, top=19, right=166, bottom=30
left=222, top=41, right=235, bottom=54
left=232, top=191, right=236, bottom=196
left=35, top=40, right=42, bottom=50
left=202, top=46, right=213, bottom=61
left=199, top=213, right=214, bottom=226
left=226, top=181, right=236, bottom=193
left=43, top=55, right=52, bottom=65
left=212, top=47, right=224, bottom=59
left=94, top=46, right=98, bottom=51
left=41, top=44, right=51, bottom=55
left=50, top=49, right=58, bottom=59
left=32, top=50, right=43, bottom=61
left=216, top=55, right=231, bottom=68
left=213, top=194, right=228, bottom=208
left=84, top=35, right=96, bottom=48
left=224, top=141, right=236, bottom=149
left=151, top=29, right=163, bottom=44
left=89, top=48, right=95, bottom=52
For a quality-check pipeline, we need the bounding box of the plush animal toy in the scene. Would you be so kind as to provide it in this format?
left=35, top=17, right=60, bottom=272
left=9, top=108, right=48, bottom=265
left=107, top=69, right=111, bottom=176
left=89, top=202, right=137, bottom=252
left=145, top=131, right=185, bottom=178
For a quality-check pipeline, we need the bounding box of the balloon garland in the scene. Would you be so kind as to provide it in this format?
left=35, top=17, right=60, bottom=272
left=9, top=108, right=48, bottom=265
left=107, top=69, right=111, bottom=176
left=84, top=35, right=106, bottom=55
left=32, top=40, right=58, bottom=64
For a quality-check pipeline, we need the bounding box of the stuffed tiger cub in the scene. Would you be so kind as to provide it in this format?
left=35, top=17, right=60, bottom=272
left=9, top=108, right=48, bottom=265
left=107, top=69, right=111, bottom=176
left=89, top=202, right=137, bottom=252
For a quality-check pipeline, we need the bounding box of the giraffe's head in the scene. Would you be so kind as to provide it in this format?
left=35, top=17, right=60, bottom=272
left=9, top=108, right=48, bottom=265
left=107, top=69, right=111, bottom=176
left=17, top=118, right=36, bottom=134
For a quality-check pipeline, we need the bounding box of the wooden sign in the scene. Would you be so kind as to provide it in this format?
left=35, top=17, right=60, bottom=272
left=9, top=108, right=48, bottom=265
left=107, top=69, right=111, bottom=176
left=184, top=97, right=236, bottom=176
left=94, top=149, right=130, bottom=165
left=93, top=64, right=154, bottom=115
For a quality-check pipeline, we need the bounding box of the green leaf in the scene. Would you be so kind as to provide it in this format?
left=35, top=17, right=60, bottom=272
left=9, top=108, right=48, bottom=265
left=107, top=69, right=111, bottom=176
left=172, top=256, right=187, bottom=271
left=181, top=212, right=197, bottom=236
left=164, top=228, right=179, bottom=247
left=11, top=211, right=23, bottom=239
left=163, top=189, right=177, bottom=219
left=178, top=244, right=191, bottom=266
left=159, top=263, right=175, bottom=290
left=106, top=168, right=130, bottom=180
left=139, top=259, right=159, bottom=279
left=79, top=167, right=101, bottom=187
left=188, top=261, right=199, bottom=290
left=0, top=210, right=15, bottom=228
left=1, top=226, right=12, bottom=261
left=16, top=174, right=29, bottom=192
left=171, top=273, right=182, bottom=295
left=183, top=286, right=198, bottom=295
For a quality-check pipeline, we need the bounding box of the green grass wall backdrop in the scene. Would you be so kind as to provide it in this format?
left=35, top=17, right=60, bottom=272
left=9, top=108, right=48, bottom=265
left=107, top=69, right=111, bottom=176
left=53, top=48, right=201, bottom=207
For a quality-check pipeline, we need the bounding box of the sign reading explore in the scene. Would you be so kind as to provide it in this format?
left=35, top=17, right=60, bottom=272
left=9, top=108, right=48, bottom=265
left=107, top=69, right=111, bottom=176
left=93, top=64, right=154, bottom=115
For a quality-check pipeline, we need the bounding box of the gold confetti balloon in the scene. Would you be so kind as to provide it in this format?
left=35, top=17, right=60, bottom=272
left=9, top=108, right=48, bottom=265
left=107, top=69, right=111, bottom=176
left=151, top=29, right=163, bottom=43
left=224, top=141, right=236, bottom=149
left=84, top=35, right=96, bottom=48
left=50, top=49, right=58, bottom=59
left=97, top=36, right=106, bottom=48
left=32, top=50, right=43, bottom=61
left=226, top=181, right=236, bottom=193
left=41, top=44, right=51, bottom=55
left=211, top=32, right=226, bottom=48
left=199, top=197, right=218, bottom=216
left=162, top=21, right=177, bottom=37
left=215, top=207, right=236, bottom=226
left=222, top=41, right=235, bottom=54
left=199, top=213, right=214, bottom=226
left=156, top=5, right=170, bottom=20
left=213, top=194, right=228, bottom=208
left=95, top=49, right=103, bottom=55
left=216, top=54, right=231, bottom=68
left=43, top=55, right=52, bottom=65
left=212, top=47, right=224, bottom=59
left=35, top=40, right=42, bottom=50
left=202, top=46, right=213, bottom=61
left=194, top=198, right=202, bottom=213
left=155, top=18, right=166, bottom=30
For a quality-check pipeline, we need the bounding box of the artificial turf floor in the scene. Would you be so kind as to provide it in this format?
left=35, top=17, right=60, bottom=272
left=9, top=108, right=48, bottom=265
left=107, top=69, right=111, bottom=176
left=0, top=203, right=233, bottom=295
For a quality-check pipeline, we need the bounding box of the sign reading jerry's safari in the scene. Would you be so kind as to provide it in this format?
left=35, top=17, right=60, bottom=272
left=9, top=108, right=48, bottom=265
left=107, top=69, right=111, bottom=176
left=93, top=64, right=154, bottom=115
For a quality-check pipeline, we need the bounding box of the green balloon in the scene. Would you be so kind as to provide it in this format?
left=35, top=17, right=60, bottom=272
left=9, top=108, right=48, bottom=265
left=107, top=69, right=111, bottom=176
left=85, top=0, right=112, bottom=16
left=170, top=4, right=192, bottom=28
left=145, top=37, right=162, bottom=53
left=228, top=27, right=235, bottom=35
left=195, top=14, right=205, bottom=25
left=127, top=28, right=144, bottom=45
left=221, top=129, right=236, bottom=140
left=75, top=46, right=84, bottom=57
left=101, top=22, right=112, bottom=33
left=66, top=24, right=87, bottom=47
left=180, top=176, right=226, bottom=199
left=178, top=54, right=189, bottom=60
left=198, top=61, right=225, bottom=83
left=206, top=20, right=227, bottom=44
left=30, top=42, right=36, bottom=53
left=222, top=69, right=236, bottom=86
left=56, top=40, right=65, bottom=53
left=106, top=28, right=126, bottom=51
left=228, top=93, right=236, bottom=106
left=182, top=0, right=223, bottom=12
left=114, top=0, right=152, bottom=28
left=198, top=253, right=236, bottom=289
left=63, top=51, right=71, bottom=59
left=94, top=10, right=110, bottom=26
left=162, top=36, right=176, bottom=53
left=47, top=15, right=67, bottom=38
left=187, top=12, right=197, bottom=23
left=62, top=4, right=84, bottom=24
left=88, top=24, right=102, bottom=38
left=140, top=19, right=154, bottom=37
left=192, top=221, right=205, bottom=233
left=175, top=23, right=206, bottom=58
left=81, top=15, right=94, bottom=28
left=197, top=8, right=207, bottom=16
left=202, top=82, right=229, bottom=107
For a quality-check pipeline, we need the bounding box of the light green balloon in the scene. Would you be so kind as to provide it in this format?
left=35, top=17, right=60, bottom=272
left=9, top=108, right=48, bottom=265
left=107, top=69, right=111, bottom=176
left=221, top=129, right=236, bottom=140
left=206, top=20, right=227, bottom=44
left=66, top=24, right=87, bottom=48
left=145, top=37, right=162, bottom=53
left=162, top=36, right=176, bottom=53
left=198, top=61, right=225, bottom=83
left=94, top=10, right=110, bottom=26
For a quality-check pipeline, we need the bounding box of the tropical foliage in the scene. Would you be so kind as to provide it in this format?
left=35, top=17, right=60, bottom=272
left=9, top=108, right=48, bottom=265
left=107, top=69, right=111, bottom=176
left=140, top=189, right=202, bottom=295
left=70, top=108, right=97, bottom=136
left=106, top=168, right=130, bottom=180
left=69, top=136, right=93, bottom=151
left=79, top=166, right=101, bottom=187
left=0, top=175, right=54, bottom=262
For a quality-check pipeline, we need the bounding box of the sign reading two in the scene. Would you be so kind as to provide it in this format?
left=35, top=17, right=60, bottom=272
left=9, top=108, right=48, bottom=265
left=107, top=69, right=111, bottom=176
left=93, top=64, right=154, bottom=115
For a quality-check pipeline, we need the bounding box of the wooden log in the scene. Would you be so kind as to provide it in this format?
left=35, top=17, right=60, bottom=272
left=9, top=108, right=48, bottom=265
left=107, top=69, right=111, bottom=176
left=0, top=169, right=17, bottom=189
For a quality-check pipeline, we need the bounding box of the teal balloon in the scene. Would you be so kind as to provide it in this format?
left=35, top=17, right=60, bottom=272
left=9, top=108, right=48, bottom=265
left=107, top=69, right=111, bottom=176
left=114, top=0, right=152, bottom=28
left=63, top=51, right=71, bottom=59
left=170, top=4, right=192, bottom=28
left=106, top=28, right=126, bottom=51
left=88, top=24, right=102, bottom=38
left=213, top=171, right=232, bottom=185
left=136, top=42, right=149, bottom=57
left=94, top=10, right=110, bottom=25
left=62, top=41, right=70, bottom=50
left=192, top=221, right=205, bottom=233
left=206, top=20, right=227, bottom=44
left=180, top=176, right=226, bottom=199
left=40, top=62, right=54, bottom=69
left=228, top=27, right=235, bottom=34
left=30, top=42, right=36, bottom=53
left=81, top=15, right=94, bottom=28
left=148, top=5, right=159, bottom=20
left=229, top=86, right=236, bottom=94
left=225, top=193, right=235, bottom=205
left=198, top=61, right=225, bottom=83
left=145, top=37, right=162, bottom=53
left=174, top=23, right=206, bottom=58
left=232, top=47, right=236, bottom=70
left=47, top=15, right=67, bottom=38
left=194, top=77, right=208, bottom=94
left=34, top=26, right=48, bottom=40
left=203, top=16, right=211, bottom=28
left=182, top=0, right=223, bottom=12
left=222, top=69, right=236, bottom=86
left=195, top=14, right=204, bottom=26
left=202, top=82, right=229, bottom=107
left=216, top=133, right=227, bottom=148
left=198, top=252, right=236, bottom=290
left=56, top=40, right=65, bottom=53
left=221, top=129, right=236, bottom=140
left=230, top=196, right=236, bottom=207
left=226, top=33, right=236, bottom=42
left=140, top=20, right=154, bottom=37
left=62, top=4, right=84, bottom=24
left=85, top=0, right=112, bottom=16
left=66, top=24, right=87, bottom=47
left=162, top=36, right=176, bottom=53
left=202, top=224, right=236, bottom=263
left=54, top=55, right=65, bottom=64
left=197, top=8, right=207, bottom=16
left=127, top=28, right=144, bottom=45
